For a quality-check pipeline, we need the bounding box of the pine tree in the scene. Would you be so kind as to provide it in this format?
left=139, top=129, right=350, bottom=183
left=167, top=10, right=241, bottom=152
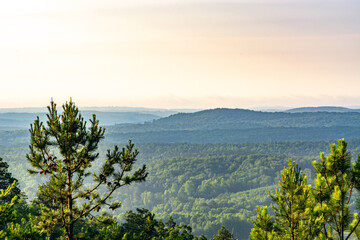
left=27, top=100, right=148, bottom=240
left=0, top=181, right=18, bottom=223
left=250, top=159, right=324, bottom=240
left=0, top=181, right=18, bottom=238
left=271, top=159, right=319, bottom=239
left=211, top=226, right=233, bottom=240
left=313, top=139, right=360, bottom=240
left=0, top=157, right=22, bottom=237
left=0, top=157, right=21, bottom=203
left=250, top=206, right=277, bottom=239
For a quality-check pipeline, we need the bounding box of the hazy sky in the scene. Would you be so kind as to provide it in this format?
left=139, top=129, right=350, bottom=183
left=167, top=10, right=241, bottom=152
left=0, top=0, right=359, bottom=109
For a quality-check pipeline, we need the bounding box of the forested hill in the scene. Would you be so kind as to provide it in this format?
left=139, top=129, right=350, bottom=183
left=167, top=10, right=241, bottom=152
left=102, top=108, right=360, bottom=143
left=110, top=108, right=360, bottom=132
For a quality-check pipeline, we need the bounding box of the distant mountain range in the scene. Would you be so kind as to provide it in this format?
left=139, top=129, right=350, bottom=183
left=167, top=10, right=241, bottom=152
left=105, top=108, right=360, bottom=143
left=284, top=106, right=360, bottom=113
left=0, top=111, right=162, bottom=130
left=0, top=106, right=202, bottom=130
left=0, top=106, right=198, bottom=116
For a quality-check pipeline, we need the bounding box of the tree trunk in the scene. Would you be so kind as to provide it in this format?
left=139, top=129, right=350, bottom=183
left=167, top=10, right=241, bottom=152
left=66, top=171, right=73, bottom=240
left=66, top=226, right=73, bottom=240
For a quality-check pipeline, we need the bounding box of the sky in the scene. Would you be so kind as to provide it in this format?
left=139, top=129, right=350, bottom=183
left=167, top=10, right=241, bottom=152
left=0, top=0, right=359, bottom=109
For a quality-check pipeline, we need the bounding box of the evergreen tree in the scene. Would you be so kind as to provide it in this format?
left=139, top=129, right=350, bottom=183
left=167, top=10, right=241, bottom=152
left=74, top=213, right=122, bottom=240
left=211, top=226, right=233, bottom=240
left=270, top=159, right=322, bottom=240
left=119, top=208, right=194, bottom=240
left=250, top=159, right=324, bottom=240
left=120, top=208, right=162, bottom=239
left=4, top=215, right=46, bottom=240
left=313, top=139, right=360, bottom=239
left=26, top=100, right=148, bottom=240
left=0, top=157, right=21, bottom=202
left=250, top=206, right=277, bottom=239
left=0, top=157, right=21, bottom=236
left=194, top=235, right=207, bottom=240
left=0, top=181, right=18, bottom=222
left=0, top=181, right=18, bottom=238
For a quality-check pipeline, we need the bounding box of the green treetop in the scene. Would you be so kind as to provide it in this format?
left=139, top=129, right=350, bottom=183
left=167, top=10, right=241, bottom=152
left=0, top=181, right=18, bottom=223
left=0, top=157, right=21, bottom=203
left=26, top=100, right=148, bottom=240
left=0, top=181, right=18, bottom=238
left=251, top=139, right=360, bottom=240
left=251, top=159, right=324, bottom=240
left=211, top=226, right=233, bottom=240
left=313, top=139, right=360, bottom=239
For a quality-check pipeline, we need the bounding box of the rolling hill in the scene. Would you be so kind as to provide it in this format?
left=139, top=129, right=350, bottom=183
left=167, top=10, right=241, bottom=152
left=105, top=108, right=360, bottom=143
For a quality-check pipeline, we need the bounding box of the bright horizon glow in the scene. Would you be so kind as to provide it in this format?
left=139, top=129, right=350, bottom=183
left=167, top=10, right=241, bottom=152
left=0, top=0, right=359, bottom=109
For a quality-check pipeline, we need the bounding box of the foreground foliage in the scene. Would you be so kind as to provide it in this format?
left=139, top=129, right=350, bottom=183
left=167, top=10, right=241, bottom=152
left=0, top=181, right=18, bottom=238
left=251, top=139, right=360, bottom=240
left=26, top=100, right=147, bottom=240
left=1, top=140, right=329, bottom=238
left=0, top=157, right=21, bottom=203
left=1, top=197, right=229, bottom=239
left=251, top=159, right=323, bottom=239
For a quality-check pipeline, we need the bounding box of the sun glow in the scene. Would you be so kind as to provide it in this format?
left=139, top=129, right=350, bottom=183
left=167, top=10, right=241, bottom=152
left=0, top=0, right=359, bottom=108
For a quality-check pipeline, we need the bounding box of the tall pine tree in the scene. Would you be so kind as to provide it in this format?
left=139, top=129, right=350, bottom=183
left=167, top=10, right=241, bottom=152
left=27, top=100, right=148, bottom=240
left=251, top=139, right=360, bottom=239
left=250, top=159, right=324, bottom=240
left=313, top=139, right=360, bottom=240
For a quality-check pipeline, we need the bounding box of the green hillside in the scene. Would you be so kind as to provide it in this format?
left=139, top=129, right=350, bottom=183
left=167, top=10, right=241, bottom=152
left=109, top=108, right=360, bottom=132
left=103, top=109, right=360, bottom=143
left=105, top=126, right=360, bottom=144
